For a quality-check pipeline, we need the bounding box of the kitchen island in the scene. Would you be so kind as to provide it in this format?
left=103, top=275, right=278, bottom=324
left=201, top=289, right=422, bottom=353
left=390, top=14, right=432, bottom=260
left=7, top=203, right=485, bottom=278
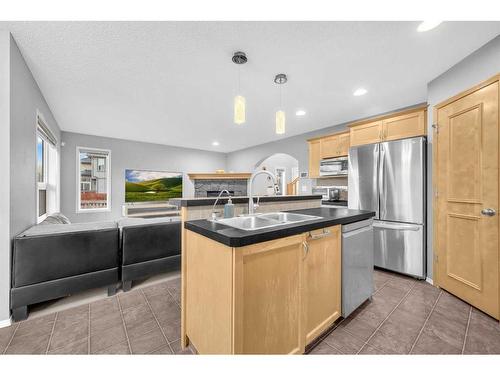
left=180, top=201, right=375, bottom=354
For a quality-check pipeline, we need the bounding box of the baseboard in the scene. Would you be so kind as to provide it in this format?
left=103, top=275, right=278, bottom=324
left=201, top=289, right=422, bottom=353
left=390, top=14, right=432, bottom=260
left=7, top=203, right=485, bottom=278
left=426, top=277, right=433, bottom=285
left=0, top=317, right=12, bottom=328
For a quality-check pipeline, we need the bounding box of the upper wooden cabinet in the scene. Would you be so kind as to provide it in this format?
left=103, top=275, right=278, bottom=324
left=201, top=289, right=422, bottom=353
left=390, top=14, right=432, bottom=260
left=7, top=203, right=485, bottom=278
left=349, top=121, right=383, bottom=147
left=349, top=107, right=427, bottom=147
left=382, top=110, right=426, bottom=141
left=319, top=135, right=339, bottom=159
left=337, top=131, right=350, bottom=156
left=308, top=139, right=321, bottom=178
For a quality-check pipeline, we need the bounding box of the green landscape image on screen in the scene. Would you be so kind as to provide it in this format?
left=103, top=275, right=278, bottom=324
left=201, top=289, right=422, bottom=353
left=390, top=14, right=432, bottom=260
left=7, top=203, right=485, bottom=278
left=125, top=169, right=183, bottom=202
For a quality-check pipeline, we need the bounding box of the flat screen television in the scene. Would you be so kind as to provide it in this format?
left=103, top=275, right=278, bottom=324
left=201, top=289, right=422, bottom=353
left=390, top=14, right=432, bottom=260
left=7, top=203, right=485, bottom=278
left=125, top=169, right=183, bottom=202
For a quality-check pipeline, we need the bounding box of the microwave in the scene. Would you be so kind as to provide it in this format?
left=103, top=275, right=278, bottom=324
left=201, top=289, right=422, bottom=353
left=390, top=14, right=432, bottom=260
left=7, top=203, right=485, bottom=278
left=320, top=156, right=348, bottom=176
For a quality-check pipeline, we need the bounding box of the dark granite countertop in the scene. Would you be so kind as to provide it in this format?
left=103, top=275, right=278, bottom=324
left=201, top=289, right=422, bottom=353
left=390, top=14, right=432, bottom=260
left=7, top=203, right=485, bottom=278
left=321, top=200, right=348, bottom=207
left=171, top=194, right=322, bottom=207
left=184, top=207, right=375, bottom=247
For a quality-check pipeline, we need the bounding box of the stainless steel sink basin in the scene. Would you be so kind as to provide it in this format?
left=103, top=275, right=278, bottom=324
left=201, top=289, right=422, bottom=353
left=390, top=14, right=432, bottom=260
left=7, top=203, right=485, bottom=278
left=213, top=212, right=321, bottom=231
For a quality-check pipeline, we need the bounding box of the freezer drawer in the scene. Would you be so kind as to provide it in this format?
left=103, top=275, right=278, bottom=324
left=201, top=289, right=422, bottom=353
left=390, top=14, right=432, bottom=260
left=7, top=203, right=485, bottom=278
left=342, top=219, right=374, bottom=318
left=373, top=221, right=425, bottom=279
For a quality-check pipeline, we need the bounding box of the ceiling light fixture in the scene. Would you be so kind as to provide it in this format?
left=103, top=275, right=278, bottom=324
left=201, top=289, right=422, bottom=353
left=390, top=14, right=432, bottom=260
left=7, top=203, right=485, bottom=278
left=417, top=21, right=442, bottom=32
left=353, top=88, right=368, bottom=96
left=212, top=141, right=220, bottom=146
left=275, top=73, right=287, bottom=135
left=295, top=109, right=306, bottom=116
left=232, top=51, right=247, bottom=125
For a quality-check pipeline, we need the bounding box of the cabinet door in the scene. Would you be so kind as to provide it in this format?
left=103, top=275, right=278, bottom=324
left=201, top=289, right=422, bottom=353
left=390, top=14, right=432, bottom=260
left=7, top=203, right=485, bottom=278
left=308, top=140, right=321, bottom=178
left=382, top=110, right=426, bottom=141
left=304, top=226, right=341, bottom=344
left=337, top=132, right=350, bottom=156
left=349, top=121, right=383, bottom=147
left=320, top=135, right=339, bottom=159
left=233, top=235, right=306, bottom=354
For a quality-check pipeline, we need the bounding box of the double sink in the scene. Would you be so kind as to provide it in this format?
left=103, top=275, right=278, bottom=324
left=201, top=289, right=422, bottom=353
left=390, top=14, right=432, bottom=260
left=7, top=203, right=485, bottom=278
left=212, top=212, right=322, bottom=231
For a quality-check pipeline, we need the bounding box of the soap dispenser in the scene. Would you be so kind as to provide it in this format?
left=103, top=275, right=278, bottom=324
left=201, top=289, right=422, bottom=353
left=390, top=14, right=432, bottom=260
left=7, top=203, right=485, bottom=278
left=224, top=197, right=235, bottom=218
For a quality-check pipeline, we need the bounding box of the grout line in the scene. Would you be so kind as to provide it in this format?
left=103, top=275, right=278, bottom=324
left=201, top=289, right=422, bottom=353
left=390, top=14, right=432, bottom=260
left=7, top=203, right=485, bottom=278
left=45, top=312, right=59, bottom=354
left=141, top=289, right=175, bottom=354
left=356, top=280, right=417, bottom=354
left=87, top=303, right=91, bottom=354
left=116, top=296, right=133, bottom=355
left=409, top=290, right=443, bottom=354
left=462, top=306, right=472, bottom=354
left=323, top=340, right=347, bottom=354
left=3, top=323, right=20, bottom=354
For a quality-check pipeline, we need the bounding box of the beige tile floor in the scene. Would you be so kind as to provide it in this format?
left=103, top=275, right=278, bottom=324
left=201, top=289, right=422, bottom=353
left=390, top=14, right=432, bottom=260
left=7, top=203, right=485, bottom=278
left=1, top=269, right=499, bottom=354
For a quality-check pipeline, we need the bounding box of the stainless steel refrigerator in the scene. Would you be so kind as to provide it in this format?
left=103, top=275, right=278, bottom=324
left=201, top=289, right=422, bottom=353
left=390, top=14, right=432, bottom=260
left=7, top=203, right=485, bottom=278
left=348, top=136, right=426, bottom=279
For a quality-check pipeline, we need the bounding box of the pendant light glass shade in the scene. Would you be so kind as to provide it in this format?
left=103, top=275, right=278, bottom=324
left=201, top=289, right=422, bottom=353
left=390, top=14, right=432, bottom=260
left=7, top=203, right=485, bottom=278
left=275, top=110, right=285, bottom=134
left=234, top=95, right=246, bottom=125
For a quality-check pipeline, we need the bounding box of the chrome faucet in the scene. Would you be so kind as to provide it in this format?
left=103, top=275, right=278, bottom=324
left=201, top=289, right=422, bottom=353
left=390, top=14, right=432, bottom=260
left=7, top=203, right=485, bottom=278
left=248, top=170, right=279, bottom=215
left=211, top=189, right=231, bottom=220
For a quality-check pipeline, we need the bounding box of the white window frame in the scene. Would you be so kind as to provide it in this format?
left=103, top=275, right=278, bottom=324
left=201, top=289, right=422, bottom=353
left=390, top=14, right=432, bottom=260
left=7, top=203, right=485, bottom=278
left=36, top=132, right=49, bottom=223
left=76, top=146, right=111, bottom=213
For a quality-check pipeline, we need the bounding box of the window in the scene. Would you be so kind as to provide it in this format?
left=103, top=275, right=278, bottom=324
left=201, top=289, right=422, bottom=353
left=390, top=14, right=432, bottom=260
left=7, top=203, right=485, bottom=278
left=36, top=112, right=58, bottom=223
left=77, top=147, right=111, bottom=212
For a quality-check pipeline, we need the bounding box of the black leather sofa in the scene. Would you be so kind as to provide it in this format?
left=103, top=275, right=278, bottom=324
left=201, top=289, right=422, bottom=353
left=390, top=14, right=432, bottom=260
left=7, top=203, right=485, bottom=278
left=11, top=221, right=120, bottom=321
left=119, top=218, right=181, bottom=292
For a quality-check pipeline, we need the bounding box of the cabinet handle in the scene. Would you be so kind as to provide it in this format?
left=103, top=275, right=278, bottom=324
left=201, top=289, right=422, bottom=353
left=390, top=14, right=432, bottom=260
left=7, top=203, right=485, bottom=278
left=308, top=228, right=332, bottom=240
left=302, top=241, right=309, bottom=258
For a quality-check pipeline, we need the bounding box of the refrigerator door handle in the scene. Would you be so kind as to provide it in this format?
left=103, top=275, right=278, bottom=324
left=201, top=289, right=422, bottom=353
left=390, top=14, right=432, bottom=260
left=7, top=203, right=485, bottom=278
left=378, top=144, right=385, bottom=219
left=373, top=222, right=421, bottom=231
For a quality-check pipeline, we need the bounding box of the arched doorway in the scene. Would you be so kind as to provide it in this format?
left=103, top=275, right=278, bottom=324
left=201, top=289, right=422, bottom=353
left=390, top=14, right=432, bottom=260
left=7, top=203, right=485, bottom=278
left=253, top=153, right=299, bottom=196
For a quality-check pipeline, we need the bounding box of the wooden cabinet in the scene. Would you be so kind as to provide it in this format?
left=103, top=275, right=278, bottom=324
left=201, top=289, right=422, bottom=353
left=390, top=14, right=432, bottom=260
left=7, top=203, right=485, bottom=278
left=233, top=235, right=305, bottom=354
left=304, top=226, right=341, bottom=344
left=183, top=226, right=342, bottom=354
left=320, top=135, right=339, bottom=159
left=349, top=108, right=427, bottom=147
left=308, top=139, right=321, bottom=178
left=383, top=110, right=426, bottom=141
left=337, top=132, right=350, bottom=156
left=349, top=120, right=383, bottom=147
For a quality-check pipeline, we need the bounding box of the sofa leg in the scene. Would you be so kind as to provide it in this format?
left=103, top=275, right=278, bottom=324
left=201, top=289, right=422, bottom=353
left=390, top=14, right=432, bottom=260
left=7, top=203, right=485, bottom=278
left=12, top=306, right=28, bottom=322
left=107, top=284, right=118, bottom=297
left=122, top=280, right=132, bottom=292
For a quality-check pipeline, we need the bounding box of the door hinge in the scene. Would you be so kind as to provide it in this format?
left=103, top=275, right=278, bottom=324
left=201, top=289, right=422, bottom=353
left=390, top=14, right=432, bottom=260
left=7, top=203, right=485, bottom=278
left=432, top=123, right=439, bottom=134
left=434, top=254, right=439, bottom=263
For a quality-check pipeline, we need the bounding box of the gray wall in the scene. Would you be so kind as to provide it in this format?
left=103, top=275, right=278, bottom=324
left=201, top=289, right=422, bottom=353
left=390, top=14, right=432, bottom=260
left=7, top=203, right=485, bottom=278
left=425, top=35, right=500, bottom=280
left=0, top=33, right=61, bottom=322
left=60, top=131, right=227, bottom=223
left=10, top=35, right=62, bottom=238
left=0, top=31, right=10, bottom=323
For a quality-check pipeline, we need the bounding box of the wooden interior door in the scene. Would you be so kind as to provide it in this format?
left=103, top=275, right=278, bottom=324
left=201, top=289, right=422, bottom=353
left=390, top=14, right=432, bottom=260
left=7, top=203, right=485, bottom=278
left=435, top=80, right=499, bottom=319
left=304, top=226, right=341, bottom=344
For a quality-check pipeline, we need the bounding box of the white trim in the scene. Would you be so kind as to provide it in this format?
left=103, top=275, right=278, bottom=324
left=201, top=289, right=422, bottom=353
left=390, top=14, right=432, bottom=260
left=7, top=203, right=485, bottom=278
left=35, top=120, right=49, bottom=223
left=426, top=277, right=434, bottom=285
left=76, top=146, right=112, bottom=213
left=0, top=317, right=12, bottom=328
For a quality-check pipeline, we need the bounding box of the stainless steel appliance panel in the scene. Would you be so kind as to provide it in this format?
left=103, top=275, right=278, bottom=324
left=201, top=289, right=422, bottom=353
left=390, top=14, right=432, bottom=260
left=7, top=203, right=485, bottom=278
left=348, top=143, right=379, bottom=218
left=320, top=156, right=348, bottom=176
left=342, top=219, right=374, bottom=317
left=379, top=137, right=425, bottom=224
left=373, top=221, right=425, bottom=278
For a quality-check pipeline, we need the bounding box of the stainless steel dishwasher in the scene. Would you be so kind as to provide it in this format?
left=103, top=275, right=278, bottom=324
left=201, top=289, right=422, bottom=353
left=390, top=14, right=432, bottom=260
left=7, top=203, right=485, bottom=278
left=342, top=218, right=374, bottom=318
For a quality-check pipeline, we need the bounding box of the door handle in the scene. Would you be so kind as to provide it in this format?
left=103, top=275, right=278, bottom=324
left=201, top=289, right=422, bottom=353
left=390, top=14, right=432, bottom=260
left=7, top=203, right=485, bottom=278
left=302, top=241, right=309, bottom=258
left=481, top=208, right=496, bottom=217
left=308, top=228, right=332, bottom=240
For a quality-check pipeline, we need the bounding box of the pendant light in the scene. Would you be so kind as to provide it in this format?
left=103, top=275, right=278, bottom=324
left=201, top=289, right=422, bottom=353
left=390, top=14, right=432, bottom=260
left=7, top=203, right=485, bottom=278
left=274, top=73, right=287, bottom=134
left=232, top=51, right=247, bottom=125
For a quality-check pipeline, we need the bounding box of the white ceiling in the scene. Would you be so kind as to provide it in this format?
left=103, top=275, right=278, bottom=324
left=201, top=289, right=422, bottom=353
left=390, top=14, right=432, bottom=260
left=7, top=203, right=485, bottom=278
left=2, top=21, right=499, bottom=152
